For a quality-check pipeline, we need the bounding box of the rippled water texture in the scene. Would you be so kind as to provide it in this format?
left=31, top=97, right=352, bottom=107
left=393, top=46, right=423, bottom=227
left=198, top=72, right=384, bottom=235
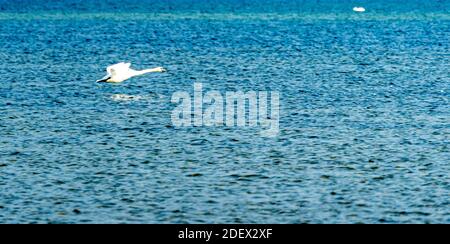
left=0, top=0, right=449, bottom=223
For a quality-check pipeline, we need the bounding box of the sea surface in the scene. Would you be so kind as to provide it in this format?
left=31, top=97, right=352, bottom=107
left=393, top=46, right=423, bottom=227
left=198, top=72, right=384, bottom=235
left=0, top=0, right=449, bottom=223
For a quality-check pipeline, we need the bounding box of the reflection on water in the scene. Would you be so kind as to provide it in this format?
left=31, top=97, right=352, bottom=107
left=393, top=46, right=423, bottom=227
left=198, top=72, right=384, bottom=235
left=110, top=94, right=145, bottom=102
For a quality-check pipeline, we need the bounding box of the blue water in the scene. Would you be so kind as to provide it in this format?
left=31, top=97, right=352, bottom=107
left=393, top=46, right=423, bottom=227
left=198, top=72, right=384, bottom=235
left=0, top=0, right=449, bottom=223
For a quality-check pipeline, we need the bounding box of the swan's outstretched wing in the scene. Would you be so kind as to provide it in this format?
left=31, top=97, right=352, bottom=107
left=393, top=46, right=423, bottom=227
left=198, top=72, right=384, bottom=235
left=107, top=62, right=131, bottom=76
left=97, top=62, right=130, bottom=82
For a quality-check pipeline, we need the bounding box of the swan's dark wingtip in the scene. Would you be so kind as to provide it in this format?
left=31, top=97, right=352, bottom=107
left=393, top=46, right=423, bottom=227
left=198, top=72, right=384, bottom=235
left=96, top=77, right=110, bottom=83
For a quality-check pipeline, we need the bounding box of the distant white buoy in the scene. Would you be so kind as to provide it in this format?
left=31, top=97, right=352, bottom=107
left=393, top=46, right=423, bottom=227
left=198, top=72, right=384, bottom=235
left=353, top=7, right=366, bottom=12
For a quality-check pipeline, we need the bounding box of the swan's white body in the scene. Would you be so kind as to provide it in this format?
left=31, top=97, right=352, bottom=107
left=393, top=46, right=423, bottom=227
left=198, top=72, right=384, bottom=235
left=97, top=62, right=166, bottom=83
left=353, top=7, right=366, bottom=12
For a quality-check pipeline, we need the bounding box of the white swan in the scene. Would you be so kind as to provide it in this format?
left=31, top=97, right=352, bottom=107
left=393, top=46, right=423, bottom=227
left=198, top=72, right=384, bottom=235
left=96, top=62, right=166, bottom=83
left=353, top=7, right=366, bottom=12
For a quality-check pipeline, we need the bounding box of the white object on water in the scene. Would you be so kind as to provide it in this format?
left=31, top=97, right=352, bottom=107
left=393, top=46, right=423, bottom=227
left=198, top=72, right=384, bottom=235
left=353, top=7, right=366, bottom=12
left=97, top=62, right=166, bottom=83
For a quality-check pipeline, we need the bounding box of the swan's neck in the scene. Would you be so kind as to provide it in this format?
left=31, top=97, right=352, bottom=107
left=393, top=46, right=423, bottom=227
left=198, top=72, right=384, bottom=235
left=132, top=69, right=156, bottom=76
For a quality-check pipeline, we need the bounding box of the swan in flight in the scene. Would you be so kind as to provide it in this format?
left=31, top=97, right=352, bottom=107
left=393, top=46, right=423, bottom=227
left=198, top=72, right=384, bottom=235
left=96, top=62, right=166, bottom=83
left=353, top=7, right=366, bottom=12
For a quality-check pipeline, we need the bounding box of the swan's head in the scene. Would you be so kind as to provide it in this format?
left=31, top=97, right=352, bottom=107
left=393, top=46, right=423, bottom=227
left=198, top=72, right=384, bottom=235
left=154, top=67, right=167, bottom=73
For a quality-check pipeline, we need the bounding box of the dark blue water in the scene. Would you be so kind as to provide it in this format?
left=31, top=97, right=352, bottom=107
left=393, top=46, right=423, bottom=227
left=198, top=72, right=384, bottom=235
left=0, top=0, right=449, bottom=223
